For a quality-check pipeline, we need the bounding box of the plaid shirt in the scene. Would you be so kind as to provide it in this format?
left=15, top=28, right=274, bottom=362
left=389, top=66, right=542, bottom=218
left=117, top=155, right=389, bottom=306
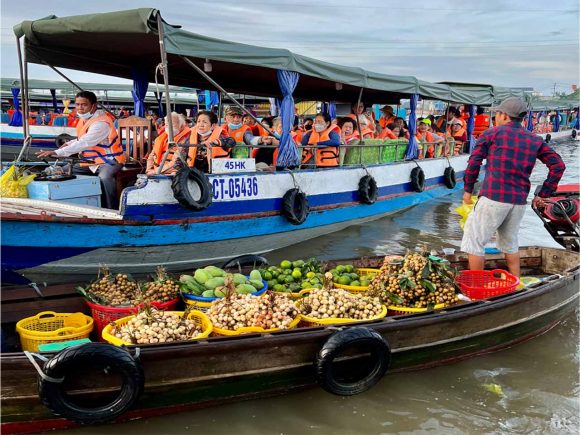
left=464, top=121, right=566, bottom=205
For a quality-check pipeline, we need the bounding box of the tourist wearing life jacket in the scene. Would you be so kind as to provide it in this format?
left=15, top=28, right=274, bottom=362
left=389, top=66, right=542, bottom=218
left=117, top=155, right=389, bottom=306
left=338, top=117, right=361, bottom=145
left=416, top=118, right=444, bottom=158
left=378, top=105, right=396, bottom=130
left=145, top=112, right=192, bottom=175
left=473, top=106, right=491, bottom=137
left=347, top=102, right=376, bottom=137
left=251, top=117, right=294, bottom=169
left=301, top=113, right=341, bottom=167
left=449, top=119, right=468, bottom=155
left=36, top=91, right=125, bottom=209
left=394, top=117, right=411, bottom=139
left=188, top=111, right=236, bottom=173
left=223, top=106, right=263, bottom=148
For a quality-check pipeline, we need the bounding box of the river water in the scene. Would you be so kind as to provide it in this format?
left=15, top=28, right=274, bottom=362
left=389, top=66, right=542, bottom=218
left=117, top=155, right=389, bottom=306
left=58, top=140, right=579, bottom=434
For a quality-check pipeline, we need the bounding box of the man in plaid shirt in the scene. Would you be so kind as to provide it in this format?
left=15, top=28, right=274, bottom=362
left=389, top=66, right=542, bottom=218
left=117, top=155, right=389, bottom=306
left=461, top=97, right=566, bottom=277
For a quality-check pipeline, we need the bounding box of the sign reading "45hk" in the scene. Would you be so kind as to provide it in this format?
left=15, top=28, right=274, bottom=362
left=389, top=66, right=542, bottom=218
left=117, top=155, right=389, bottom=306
left=211, top=158, right=256, bottom=174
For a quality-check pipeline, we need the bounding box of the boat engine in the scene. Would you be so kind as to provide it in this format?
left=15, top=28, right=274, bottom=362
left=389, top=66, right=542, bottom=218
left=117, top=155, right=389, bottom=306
left=533, top=184, right=579, bottom=251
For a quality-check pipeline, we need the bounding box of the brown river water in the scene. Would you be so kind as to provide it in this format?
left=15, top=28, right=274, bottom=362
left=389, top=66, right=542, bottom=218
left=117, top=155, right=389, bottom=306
left=54, top=140, right=579, bottom=434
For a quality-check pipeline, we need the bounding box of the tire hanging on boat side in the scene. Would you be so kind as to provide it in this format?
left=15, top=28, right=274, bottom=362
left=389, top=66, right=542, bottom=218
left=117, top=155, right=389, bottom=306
left=545, top=134, right=552, bottom=143
left=281, top=188, right=309, bottom=225
left=571, top=129, right=577, bottom=139
left=443, top=167, right=456, bottom=189
left=38, top=343, right=144, bottom=425
left=410, top=166, right=425, bottom=192
left=171, top=167, right=213, bottom=211
left=315, top=327, right=391, bottom=396
left=358, top=175, right=378, bottom=204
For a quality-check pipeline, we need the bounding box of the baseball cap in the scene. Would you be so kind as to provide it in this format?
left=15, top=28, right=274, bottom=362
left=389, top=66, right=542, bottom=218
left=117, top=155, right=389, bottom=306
left=225, top=106, right=243, bottom=116
left=419, top=118, right=431, bottom=125
left=450, top=119, right=463, bottom=126
left=490, top=97, right=528, bottom=118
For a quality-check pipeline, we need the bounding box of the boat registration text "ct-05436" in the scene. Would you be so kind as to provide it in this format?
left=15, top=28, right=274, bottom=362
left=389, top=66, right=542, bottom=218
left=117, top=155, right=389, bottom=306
left=212, top=176, right=259, bottom=200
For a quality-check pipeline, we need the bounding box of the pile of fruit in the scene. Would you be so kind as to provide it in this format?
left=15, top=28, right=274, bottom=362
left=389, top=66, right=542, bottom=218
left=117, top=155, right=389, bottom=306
left=179, top=266, right=264, bottom=298
left=77, top=266, right=179, bottom=306
left=260, top=258, right=324, bottom=293
left=108, top=307, right=202, bottom=344
left=328, top=264, right=376, bottom=287
left=366, top=251, right=460, bottom=309
left=297, top=284, right=384, bottom=321
left=207, top=275, right=298, bottom=331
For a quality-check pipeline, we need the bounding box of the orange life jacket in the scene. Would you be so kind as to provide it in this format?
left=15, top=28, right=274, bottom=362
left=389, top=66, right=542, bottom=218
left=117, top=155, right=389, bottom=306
left=149, top=126, right=192, bottom=171
left=225, top=124, right=251, bottom=143
left=302, top=125, right=341, bottom=167
left=473, top=114, right=490, bottom=136
left=188, top=126, right=230, bottom=165
left=378, top=128, right=397, bottom=140
left=343, top=130, right=360, bottom=144
left=415, top=131, right=435, bottom=159
left=77, top=113, right=125, bottom=166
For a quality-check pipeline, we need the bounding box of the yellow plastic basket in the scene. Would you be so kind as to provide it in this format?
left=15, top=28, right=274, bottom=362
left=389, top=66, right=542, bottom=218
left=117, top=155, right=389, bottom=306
left=386, top=303, right=446, bottom=316
left=298, top=305, right=388, bottom=327
left=16, top=311, right=94, bottom=352
left=101, top=310, right=213, bottom=346
left=211, top=315, right=301, bottom=336
left=184, top=298, right=212, bottom=312
left=334, top=268, right=380, bottom=293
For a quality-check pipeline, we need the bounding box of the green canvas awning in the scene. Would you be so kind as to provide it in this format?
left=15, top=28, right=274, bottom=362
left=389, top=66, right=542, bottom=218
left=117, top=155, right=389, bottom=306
left=13, top=8, right=495, bottom=105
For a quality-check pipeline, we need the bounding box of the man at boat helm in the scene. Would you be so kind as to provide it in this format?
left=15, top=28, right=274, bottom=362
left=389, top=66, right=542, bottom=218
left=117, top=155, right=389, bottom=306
left=36, top=91, right=125, bottom=209
left=461, top=97, right=566, bottom=277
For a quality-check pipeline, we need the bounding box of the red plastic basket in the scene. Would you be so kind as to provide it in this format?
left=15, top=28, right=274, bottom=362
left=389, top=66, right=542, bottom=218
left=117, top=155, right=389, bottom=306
left=86, top=298, right=180, bottom=339
left=455, top=269, right=519, bottom=300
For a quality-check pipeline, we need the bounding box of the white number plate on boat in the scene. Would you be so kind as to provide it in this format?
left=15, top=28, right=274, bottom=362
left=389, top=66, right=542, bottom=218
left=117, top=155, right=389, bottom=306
left=211, top=158, right=256, bottom=174
left=211, top=176, right=259, bottom=200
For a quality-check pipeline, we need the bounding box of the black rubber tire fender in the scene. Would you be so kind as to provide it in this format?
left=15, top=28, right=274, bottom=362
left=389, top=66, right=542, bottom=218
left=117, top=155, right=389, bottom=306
left=545, top=133, right=552, bottom=143
left=571, top=129, right=577, bottom=139
left=358, top=175, right=378, bottom=204
left=222, top=254, right=269, bottom=270
left=171, top=167, right=213, bottom=211
left=281, top=188, right=309, bottom=225
left=410, top=167, right=425, bottom=192
left=38, top=343, right=144, bottom=425
left=443, top=167, right=457, bottom=189
left=55, top=133, right=76, bottom=147
left=315, top=327, right=391, bottom=396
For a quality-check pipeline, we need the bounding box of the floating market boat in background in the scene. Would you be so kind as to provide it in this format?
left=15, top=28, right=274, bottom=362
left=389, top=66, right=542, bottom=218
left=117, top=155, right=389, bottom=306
left=0, top=246, right=578, bottom=434
left=0, top=9, right=550, bottom=284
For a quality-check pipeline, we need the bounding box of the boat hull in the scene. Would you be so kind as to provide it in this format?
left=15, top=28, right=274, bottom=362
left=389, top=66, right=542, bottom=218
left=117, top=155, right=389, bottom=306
left=1, top=157, right=468, bottom=282
left=1, top=248, right=578, bottom=434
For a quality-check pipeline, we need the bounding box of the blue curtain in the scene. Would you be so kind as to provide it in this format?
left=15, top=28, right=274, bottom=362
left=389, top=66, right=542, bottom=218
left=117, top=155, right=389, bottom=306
left=575, top=108, right=580, bottom=129
left=467, top=104, right=476, bottom=153
left=275, top=70, right=300, bottom=168
left=553, top=110, right=561, bottom=132
left=526, top=111, right=534, bottom=131
left=322, top=102, right=337, bottom=119
left=8, top=87, right=22, bottom=127
left=209, top=91, right=220, bottom=110
left=50, top=89, right=58, bottom=113
left=404, top=94, right=419, bottom=159
left=131, top=69, right=148, bottom=117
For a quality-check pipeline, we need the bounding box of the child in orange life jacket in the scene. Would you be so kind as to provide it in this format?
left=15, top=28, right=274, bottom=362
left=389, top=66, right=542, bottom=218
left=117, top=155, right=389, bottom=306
left=301, top=113, right=341, bottom=167
left=36, top=90, right=124, bottom=209
left=416, top=118, right=444, bottom=159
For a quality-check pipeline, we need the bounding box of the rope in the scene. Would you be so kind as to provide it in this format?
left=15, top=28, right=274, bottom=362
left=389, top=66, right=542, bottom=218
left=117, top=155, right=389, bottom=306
left=361, top=164, right=371, bottom=177
left=285, top=168, right=300, bottom=191
left=23, top=351, right=64, bottom=384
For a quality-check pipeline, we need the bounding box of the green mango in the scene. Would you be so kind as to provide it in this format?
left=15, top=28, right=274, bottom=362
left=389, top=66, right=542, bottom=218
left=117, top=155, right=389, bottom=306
left=179, top=274, right=195, bottom=284
left=249, top=279, right=264, bottom=289
left=249, top=270, right=262, bottom=281
left=194, top=269, right=210, bottom=284
left=214, top=287, right=226, bottom=298
left=236, top=283, right=257, bottom=294
left=204, top=266, right=226, bottom=277
left=233, top=273, right=247, bottom=285
left=205, top=277, right=225, bottom=289
left=202, top=290, right=215, bottom=298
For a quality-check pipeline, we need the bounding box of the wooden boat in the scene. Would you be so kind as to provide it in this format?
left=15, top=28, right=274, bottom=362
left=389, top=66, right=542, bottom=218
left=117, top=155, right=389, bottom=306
left=1, top=246, right=578, bottom=434
left=3, top=8, right=509, bottom=284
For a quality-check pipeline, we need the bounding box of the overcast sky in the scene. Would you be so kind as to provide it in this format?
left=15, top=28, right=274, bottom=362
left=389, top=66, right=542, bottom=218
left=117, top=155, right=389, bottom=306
left=1, top=0, right=578, bottom=97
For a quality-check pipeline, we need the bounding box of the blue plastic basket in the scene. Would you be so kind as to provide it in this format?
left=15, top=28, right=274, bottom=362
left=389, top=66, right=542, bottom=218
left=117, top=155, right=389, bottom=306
left=182, top=278, right=267, bottom=302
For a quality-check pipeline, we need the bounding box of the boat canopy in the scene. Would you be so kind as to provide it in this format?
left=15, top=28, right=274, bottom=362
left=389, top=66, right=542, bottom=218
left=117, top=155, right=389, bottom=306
left=529, top=98, right=579, bottom=111
left=438, top=81, right=533, bottom=106
left=14, top=8, right=482, bottom=105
